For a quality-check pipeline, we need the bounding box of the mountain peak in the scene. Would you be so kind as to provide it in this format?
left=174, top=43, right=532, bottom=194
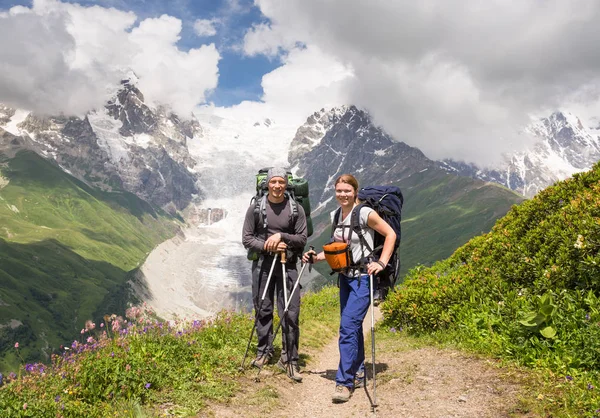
left=445, top=110, right=600, bottom=197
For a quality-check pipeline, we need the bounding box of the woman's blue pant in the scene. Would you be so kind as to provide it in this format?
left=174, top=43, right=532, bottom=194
left=335, top=273, right=370, bottom=387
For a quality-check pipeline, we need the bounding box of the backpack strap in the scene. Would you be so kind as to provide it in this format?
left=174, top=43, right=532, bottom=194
left=285, top=191, right=298, bottom=225
left=331, top=207, right=341, bottom=237
left=350, top=203, right=373, bottom=255
left=251, top=194, right=269, bottom=245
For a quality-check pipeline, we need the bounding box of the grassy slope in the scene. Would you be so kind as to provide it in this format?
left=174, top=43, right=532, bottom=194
left=308, top=168, right=524, bottom=288
left=0, top=150, right=179, bottom=372
left=0, top=287, right=342, bottom=417
left=382, top=162, right=600, bottom=416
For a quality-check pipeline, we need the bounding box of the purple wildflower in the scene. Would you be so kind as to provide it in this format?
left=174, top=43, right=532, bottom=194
left=588, top=383, right=595, bottom=390
left=54, top=395, right=61, bottom=402
left=145, top=383, right=151, bottom=389
left=566, top=375, right=573, bottom=381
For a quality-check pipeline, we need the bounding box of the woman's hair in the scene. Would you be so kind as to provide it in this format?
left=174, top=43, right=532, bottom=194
left=334, top=174, right=359, bottom=193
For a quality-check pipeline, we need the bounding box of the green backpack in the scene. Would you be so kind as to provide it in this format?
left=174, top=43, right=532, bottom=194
left=247, top=168, right=313, bottom=260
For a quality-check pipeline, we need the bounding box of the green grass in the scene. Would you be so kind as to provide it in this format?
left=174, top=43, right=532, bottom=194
left=0, top=150, right=180, bottom=372
left=0, top=286, right=342, bottom=417
left=381, top=161, right=600, bottom=417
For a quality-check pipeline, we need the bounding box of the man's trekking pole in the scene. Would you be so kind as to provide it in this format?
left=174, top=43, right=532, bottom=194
left=240, top=253, right=279, bottom=370
left=281, top=251, right=288, bottom=307
left=369, top=271, right=378, bottom=410
left=256, top=259, right=309, bottom=382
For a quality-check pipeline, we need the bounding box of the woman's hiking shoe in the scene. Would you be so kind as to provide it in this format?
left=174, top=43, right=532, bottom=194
left=354, top=371, right=365, bottom=388
left=251, top=354, right=271, bottom=368
left=331, top=385, right=353, bottom=403
left=276, top=358, right=302, bottom=382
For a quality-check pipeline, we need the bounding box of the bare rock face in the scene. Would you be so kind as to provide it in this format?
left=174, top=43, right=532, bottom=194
left=106, top=81, right=157, bottom=137
left=0, top=105, right=15, bottom=125
left=186, top=206, right=227, bottom=226
left=15, top=113, right=123, bottom=190
left=289, top=105, right=440, bottom=206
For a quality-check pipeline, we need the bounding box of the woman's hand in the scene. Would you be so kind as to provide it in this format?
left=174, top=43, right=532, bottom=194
left=302, top=249, right=318, bottom=264
left=367, top=260, right=386, bottom=276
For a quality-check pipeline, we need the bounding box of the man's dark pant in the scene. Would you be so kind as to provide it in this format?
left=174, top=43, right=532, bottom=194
left=252, top=255, right=301, bottom=363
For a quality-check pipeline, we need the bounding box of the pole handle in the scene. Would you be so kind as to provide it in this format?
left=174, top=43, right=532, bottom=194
left=281, top=250, right=287, bottom=264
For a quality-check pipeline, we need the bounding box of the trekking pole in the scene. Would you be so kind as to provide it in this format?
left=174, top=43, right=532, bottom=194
left=240, top=253, right=279, bottom=370
left=281, top=251, right=288, bottom=307
left=256, top=260, right=309, bottom=382
left=369, top=271, right=378, bottom=410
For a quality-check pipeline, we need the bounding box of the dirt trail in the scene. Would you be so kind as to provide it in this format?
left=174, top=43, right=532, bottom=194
left=206, top=307, right=533, bottom=418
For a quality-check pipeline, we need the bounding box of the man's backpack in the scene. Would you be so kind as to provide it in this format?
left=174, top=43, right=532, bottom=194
left=247, top=168, right=313, bottom=260
left=332, top=185, right=403, bottom=291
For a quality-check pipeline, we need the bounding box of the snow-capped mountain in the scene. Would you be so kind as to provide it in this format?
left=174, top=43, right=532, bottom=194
left=0, top=78, right=201, bottom=212
left=441, top=112, right=600, bottom=197
left=289, top=105, right=441, bottom=209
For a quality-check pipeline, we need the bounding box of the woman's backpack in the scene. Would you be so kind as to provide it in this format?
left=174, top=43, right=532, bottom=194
left=331, top=185, right=403, bottom=292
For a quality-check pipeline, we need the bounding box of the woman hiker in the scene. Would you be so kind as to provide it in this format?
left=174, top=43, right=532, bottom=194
left=302, top=174, right=396, bottom=403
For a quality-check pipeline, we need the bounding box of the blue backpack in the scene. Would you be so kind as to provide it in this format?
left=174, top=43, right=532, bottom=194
left=333, top=185, right=403, bottom=290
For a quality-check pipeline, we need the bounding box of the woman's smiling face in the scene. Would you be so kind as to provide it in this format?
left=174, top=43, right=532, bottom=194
left=335, top=181, right=356, bottom=208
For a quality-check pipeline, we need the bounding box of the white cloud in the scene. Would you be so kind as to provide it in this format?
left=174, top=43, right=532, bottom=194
left=241, top=0, right=600, bottom=164
left=243, top=22, right=298, bottom=57
left=194, top=18, right=219, bottom=37
left=0, top=0, right=220, bottom=117
left=208, top=45, right=353, bottom=129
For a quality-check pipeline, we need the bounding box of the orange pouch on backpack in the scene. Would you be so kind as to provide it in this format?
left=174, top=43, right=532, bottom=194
left=323, top=241, right=350, bottom=272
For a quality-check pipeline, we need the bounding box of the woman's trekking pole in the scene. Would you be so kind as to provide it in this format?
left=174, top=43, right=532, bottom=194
left=240, top=253, right=279, bottom=370
left=369, top=272, right=378, bottom=410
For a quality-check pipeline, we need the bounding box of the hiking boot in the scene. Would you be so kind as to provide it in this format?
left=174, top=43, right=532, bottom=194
left=251, top=354, right=272, bottom=368
left=331, top=385, right=352, bottom=403
left=354, top=371, right=365, bottom=389
left=373, top=288, right=382, bottom=306
left=276, top=358, right=302, bottom=382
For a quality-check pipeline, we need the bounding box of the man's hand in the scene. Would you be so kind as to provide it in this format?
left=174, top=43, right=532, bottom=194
left=264, top=233, right=283, bottom=252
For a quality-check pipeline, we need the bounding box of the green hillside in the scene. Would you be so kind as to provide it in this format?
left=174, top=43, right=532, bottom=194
left=0, top=150, right=180, bottom=372
left=382, top=162, right=600, bottom=415
left=308, top=169, right=524, bottom=288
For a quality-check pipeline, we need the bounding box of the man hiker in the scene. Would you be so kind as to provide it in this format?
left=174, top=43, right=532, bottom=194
left=242, top=167, right=307, bottom=382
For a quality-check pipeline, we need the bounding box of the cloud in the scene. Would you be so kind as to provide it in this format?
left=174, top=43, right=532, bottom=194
left=243, top=22, right=298, bottom=57
left=208, top=45, right=353, bottom=128
left=242, top=0, right=600, bottom=165
left=0, top=0, right=220, bottom=117
left=194, top=18, right=219, bottom=37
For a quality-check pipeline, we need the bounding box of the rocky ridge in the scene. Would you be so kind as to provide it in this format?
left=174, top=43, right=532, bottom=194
left=0, top=77, right=202, bottom=212
left=290, top=106, right=600, bottom=200
left=441, top=112, right=600, bottom=197
left=289, top=105, right=440, bottom=208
